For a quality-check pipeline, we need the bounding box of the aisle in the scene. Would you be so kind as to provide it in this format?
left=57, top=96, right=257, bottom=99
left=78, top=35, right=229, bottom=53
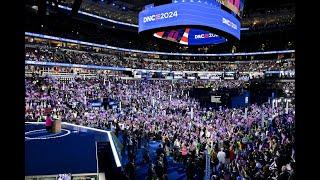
left=134, top=141, right=187, bottom=180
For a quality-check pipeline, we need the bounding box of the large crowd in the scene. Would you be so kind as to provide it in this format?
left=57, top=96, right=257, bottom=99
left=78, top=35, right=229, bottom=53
left=25, top=44, right=295, bottom=72
left=25, top=69, right=295, bottom=179
left=25, top=0, right=296, bottom=179
left=242, top=7, right=295, bottom=30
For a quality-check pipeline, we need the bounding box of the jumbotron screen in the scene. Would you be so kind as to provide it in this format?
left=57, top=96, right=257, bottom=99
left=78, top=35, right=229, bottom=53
left=218, top=0, right=245, bottom=17
left=153, top=0, right=245, bottom=17
left=139, top=0, right=245, bottom=45
left=175, top=0, right=245, bottom=17
left=153, top=28, right=227, bottom=45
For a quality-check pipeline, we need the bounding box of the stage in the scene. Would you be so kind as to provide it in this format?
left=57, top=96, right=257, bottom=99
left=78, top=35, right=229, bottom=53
left=25, top=122, right=122, bottom=178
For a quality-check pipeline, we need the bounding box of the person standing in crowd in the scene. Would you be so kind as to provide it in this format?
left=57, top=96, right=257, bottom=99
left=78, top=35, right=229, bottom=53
left=181, top=143, right=188, bottom=169
left=155, top=155, right=164, bottom=180
left=125, top=159, right=135, bottom=180
left=217, top=147, right=226, bottom=173
left=45, top=114, right=53, bottom=133
left=186, top=156, right=195, bottom=180
left=211, top=147, right=218, bottom=174
left=147, top=163, right=156, bottom=180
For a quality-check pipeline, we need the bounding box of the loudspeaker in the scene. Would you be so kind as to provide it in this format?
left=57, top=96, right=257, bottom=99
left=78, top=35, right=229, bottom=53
left=37, top=0, right=47, bottom=16
left=154, top=0, right=172, bottom=6
left=71, top=0, right=83, bottom=16
left=106, top=0, right=114, bottom=4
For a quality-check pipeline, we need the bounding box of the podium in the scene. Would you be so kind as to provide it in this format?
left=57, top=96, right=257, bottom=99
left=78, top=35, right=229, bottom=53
left=52, top=119, right=61, bottom=133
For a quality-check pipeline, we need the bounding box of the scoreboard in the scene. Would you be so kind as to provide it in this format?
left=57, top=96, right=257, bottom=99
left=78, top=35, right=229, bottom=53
left=138, top=0, right=245, bottom=45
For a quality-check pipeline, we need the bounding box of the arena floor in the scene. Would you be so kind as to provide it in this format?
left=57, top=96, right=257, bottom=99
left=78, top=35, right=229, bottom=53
left=25, top=123, right=189, bottom=179
left=25, top=123, right=99, bottom=176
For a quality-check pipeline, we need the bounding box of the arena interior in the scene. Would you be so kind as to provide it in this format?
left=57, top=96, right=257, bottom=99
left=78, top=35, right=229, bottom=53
left=24, top=0, right=295, bottom=179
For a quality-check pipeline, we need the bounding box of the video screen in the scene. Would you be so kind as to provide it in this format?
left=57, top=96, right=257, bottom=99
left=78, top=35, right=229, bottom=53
left=171, top=0, right=245, bottom=17
left=154, top=29, right=186, bottom=44
left=153, top=28, right=227, bottom=45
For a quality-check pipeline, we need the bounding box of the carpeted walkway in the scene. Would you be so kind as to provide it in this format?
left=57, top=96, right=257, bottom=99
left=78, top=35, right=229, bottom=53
left=117, top=133, right=187, bottom=180
left=134, top=141, right=187, bottom=180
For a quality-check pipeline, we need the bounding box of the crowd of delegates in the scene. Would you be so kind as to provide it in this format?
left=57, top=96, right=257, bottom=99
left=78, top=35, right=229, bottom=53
left=242, top=7, right=295, bottom=30
left=25, top=65, right=127, bottom=77
left=277, top=82, right=295, bottom=99
left=25, top=27, right=294, bottom=54
left=281, top=82, right=295, bottom=94
left=25, top=45, right=295, bottom=72
left=25, top=37, right=295, bottom=61
left=25, top=69, right=295, bottom=179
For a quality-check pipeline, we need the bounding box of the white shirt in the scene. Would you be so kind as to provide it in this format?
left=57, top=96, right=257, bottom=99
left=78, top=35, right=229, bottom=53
left=174, top=140, right=181, bottom=148
left=206, top=130, right=211, bottom=138
left=200, top=130, right=204, bottom=137
left=217, top=151, right=226, bottom=164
